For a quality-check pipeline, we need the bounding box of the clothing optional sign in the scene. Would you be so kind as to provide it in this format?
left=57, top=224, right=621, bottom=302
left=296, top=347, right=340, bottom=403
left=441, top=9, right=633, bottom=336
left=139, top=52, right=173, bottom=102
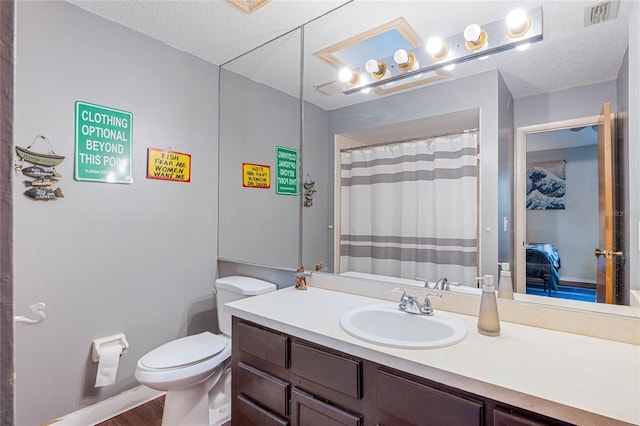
left=74, top=101, right=133, bottom=183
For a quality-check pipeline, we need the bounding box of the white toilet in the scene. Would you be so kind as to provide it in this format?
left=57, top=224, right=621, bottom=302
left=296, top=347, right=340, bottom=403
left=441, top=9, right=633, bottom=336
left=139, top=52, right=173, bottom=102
left=135, top=276, right=277, bottom=426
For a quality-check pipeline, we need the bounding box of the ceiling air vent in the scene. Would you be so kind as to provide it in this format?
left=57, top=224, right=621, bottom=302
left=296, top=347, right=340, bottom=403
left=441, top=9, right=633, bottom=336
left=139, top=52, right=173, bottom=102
left=584, top=0, right=619, bottom=27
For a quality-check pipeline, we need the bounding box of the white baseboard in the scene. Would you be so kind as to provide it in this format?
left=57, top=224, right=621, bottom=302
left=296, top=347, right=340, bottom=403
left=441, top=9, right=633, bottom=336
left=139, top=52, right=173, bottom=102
left=47, top=385, right=165, bottom=426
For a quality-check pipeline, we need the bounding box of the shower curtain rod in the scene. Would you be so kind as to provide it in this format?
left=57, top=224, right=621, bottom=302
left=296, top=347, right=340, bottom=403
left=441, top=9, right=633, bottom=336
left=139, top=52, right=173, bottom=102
left=340, top=127, right=479, bottom=153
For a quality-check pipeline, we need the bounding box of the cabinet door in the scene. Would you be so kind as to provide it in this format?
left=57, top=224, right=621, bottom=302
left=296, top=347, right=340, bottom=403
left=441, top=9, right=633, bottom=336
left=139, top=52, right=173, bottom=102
left=376, top=369, right=483, bottom=426
left=235, top=362, right=290, bottom=417
left=494, top=408, right=572, bottom=426
left=290, top=387, right=362, bottom=426
left=235, top=394, right=290, bottom=426
left=290, top=341, right=362, bottom=399
left=236, top=320, right=289, bottom=368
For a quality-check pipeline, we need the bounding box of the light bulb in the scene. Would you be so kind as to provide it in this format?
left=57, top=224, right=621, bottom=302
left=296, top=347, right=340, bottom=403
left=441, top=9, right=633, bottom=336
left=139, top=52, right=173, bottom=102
left=338, top=67, right=354, bottom=83
left=426, top=37, right=448, bottom=61
left=443, top=63, right=456, bottom=71
left=393, top=49, right=409, bottom=65
left=365, top=59, right=380, bottom=74
left=426, top=37, right=444, bottom=56
left=464, top=24, right=482, bottom=43
left=506, top=8, right=530, bottom=37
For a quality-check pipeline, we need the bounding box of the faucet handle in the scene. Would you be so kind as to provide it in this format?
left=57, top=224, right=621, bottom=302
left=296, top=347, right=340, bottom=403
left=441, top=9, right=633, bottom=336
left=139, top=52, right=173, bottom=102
left=391, top=288, right=414, bottom=310
left=423, top=293, right=442, bottom=303
left=420, top=293, right=442, bottom=315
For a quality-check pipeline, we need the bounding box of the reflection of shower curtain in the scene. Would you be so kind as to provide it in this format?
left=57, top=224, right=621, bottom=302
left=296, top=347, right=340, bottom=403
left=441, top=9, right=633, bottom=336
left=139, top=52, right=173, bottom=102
left=340, top=132, right=478, bottom=285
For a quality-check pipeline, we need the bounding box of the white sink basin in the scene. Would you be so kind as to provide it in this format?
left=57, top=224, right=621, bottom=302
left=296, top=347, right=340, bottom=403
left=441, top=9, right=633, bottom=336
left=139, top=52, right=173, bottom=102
left=340, top=304, right=467, bottom=349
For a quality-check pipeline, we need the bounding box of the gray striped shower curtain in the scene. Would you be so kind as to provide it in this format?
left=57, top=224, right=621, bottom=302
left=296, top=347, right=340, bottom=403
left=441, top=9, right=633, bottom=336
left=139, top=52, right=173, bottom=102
left=339, top=132, right=478, bottom=286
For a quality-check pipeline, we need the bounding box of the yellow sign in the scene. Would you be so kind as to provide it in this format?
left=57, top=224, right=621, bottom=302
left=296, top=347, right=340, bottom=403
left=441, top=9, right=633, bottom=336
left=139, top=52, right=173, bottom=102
left=243, top=163, right=270, bottom=188
left=147, top=148, right=191, bottom=182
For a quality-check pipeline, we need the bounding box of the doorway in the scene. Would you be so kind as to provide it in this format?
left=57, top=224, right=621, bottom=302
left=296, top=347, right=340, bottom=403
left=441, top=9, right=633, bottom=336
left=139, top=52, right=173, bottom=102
left=515, top=107, right=624, bottom=304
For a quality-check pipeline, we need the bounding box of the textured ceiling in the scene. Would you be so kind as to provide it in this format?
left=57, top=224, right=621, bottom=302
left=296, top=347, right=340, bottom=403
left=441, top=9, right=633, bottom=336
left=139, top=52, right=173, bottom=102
left=68, top=0, right=630, bottom=111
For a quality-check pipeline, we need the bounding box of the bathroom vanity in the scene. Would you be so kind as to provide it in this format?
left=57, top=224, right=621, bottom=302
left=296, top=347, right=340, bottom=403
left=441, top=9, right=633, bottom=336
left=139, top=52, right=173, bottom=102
left=225, top=286, right=640, bottom=426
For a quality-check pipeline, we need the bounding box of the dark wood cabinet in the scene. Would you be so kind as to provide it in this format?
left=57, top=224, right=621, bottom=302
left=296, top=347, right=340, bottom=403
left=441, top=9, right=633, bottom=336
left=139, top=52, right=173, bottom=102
left=231, top=318, right=574, bottom=426
left=290, top=387, right=362, bottom=426
left=376, top=369, right=483, bottom=426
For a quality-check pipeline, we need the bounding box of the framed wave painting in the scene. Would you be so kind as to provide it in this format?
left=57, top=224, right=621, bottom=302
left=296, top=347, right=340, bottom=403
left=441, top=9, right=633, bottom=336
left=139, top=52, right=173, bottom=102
left=526, top=160, right=566, bottom=210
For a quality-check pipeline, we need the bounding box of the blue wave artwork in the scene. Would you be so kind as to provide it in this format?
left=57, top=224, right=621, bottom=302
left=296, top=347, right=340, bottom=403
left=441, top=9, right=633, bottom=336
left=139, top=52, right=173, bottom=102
left=526, top=161, right=566, bottom=210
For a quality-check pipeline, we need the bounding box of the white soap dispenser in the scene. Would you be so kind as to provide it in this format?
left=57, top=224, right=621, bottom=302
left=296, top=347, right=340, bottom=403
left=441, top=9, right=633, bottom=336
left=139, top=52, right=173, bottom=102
left=497, top=262, right=514, bottom=299
left=477, top=275, right=500, bottom=336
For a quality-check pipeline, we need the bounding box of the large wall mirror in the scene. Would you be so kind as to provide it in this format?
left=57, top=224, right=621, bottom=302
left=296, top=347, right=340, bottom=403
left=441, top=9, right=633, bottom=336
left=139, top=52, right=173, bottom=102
left=218, top=1, right=638, bottom=318
left=218, top=29, right=303, bottom=268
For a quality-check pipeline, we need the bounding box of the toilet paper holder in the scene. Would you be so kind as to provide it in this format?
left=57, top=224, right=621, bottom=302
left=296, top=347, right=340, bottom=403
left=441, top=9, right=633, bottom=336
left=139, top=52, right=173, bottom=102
left=92, top=333, right=129, bottom=362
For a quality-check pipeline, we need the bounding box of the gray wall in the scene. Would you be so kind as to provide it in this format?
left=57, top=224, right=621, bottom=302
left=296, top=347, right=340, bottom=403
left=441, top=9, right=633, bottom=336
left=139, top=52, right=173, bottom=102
left=14, top=2, right=219, bottom=424
left=218, top=69, right=300, bottom=268
left=329, top=70, right=506, bottom=281
left=497, top=73, right=515, bottom=267
left=514, top=81, right=617, bottom=128
left=526, top=146, right=598, bottom=283
left=302, top=101, right=331, bottom=270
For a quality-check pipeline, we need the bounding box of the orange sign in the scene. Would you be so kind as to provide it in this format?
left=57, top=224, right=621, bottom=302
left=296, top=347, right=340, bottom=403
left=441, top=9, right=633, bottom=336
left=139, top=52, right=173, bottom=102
left=243, top=163, right=270, bottom=188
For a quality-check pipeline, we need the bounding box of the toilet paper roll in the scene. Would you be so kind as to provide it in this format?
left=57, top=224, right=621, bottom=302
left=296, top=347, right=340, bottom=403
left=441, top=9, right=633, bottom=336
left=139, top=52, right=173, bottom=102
left=95, top=343, right=122, bottom=387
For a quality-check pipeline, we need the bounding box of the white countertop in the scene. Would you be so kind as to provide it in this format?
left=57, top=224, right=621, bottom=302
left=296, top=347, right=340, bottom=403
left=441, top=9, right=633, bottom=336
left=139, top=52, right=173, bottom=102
left=225, top=286, right=640, bottom=425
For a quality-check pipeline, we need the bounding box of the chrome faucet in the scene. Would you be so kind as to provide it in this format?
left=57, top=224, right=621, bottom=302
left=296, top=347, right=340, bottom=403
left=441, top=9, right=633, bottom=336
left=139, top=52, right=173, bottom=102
left=432, top=277, right=462, bottom=291
left=434, top=277, right=449, bottom=290
left=394, top=289, right=442, bottom=316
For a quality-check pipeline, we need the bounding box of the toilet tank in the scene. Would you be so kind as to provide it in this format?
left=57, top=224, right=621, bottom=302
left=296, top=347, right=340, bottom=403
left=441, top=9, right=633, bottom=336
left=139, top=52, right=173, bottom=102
left=214, top=276, right=277, bottom=336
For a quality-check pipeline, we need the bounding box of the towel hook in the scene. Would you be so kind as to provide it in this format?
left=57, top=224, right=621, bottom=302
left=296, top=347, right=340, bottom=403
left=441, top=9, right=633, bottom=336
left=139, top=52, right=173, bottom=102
left=14, top=302, right=46, bottom=325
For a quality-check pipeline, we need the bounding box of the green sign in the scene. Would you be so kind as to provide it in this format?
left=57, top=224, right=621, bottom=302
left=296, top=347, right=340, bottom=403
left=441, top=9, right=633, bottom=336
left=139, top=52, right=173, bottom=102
left=74, top=101, right=133, bottom=183
left=276, top=146, right=298, bottom=195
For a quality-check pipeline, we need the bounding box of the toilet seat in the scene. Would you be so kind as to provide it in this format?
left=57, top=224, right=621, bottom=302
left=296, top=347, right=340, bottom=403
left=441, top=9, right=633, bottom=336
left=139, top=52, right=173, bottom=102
left=135, top=332, right=231, bottom=391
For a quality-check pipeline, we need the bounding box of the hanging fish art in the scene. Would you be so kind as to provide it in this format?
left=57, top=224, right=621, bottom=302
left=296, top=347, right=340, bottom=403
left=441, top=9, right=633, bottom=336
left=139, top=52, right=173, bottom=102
left=24, top=187, right=64, bottom=201
left=16, top=135, right=65, bottom=202
left=24, top=177, right=60, bottom=187
left=21, top=166, right=61, bottom=179
left=15, top=135, right=65, bottom=167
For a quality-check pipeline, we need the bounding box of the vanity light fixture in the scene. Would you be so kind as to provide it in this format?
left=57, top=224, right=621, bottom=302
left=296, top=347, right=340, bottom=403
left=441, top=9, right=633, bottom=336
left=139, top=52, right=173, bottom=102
left=463, top=24, right=488, bottom=51
left=338, top=67, right=360, bottom=86
left=506, top=8, right=531, bottom=38
left=393, top=49, right=419, bottom=71
left=339, top=6, right=543, bottom=95
left=365, top=59, right=389, bottom=79
left=426, top=37, right=449, bottom=61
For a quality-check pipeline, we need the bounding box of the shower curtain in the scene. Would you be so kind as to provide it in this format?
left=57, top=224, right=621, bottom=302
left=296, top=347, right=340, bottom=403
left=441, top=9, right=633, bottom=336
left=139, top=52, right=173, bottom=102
left=339, top=132, right=478, bottom=286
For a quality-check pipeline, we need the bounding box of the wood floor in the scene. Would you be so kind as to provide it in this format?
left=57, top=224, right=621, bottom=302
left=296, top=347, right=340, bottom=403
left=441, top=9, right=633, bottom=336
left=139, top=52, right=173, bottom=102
left=96, top=396, right=231, bottom=426
left=97, top=396, right=164, bottom=426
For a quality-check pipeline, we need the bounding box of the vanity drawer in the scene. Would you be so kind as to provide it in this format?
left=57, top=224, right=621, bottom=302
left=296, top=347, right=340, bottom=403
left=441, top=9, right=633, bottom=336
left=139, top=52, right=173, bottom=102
left=290, top=341, right=362, bottom=399
left=236, top=362, right=290, bottom=417
left=236, top=394, right=290, bottom=426
left=237, top=320, right=289, bottom=368
left=376, top=369, right=483, bottom=426
left=291, top=387, right=362, bottom=426
left=494, top=409, right=547, bottom=426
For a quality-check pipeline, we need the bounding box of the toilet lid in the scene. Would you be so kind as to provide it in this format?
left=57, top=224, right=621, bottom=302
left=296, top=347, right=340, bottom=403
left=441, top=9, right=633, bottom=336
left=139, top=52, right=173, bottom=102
left=140, top=332, right=228, bottom=370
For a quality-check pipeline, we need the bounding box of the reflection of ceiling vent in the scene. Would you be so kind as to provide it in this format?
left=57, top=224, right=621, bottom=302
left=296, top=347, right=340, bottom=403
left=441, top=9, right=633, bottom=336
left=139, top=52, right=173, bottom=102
left=314, top=81, right=343, bottom=96
left=584, top=0, right=619, bottom=27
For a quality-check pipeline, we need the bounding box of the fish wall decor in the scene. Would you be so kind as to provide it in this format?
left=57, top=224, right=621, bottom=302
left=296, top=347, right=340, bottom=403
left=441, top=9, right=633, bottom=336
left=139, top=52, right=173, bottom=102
left=16, top=135, right=65, bottom=201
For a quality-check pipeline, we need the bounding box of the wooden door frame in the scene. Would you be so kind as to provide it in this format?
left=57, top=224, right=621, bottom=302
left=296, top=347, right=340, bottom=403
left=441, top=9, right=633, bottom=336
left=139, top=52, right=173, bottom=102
left=514, top=116, right=599, bottom=294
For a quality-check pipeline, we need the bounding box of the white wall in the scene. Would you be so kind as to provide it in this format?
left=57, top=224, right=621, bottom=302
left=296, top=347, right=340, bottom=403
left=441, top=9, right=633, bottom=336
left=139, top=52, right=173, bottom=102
left=14, top=2, right=219, bottom=424
left=526, top=146, right=599, bottom=283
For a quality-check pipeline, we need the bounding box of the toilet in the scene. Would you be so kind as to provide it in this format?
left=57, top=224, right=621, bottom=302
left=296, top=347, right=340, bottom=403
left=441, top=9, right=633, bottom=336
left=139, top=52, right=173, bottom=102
left=134, top=276, right=277, bottom=426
